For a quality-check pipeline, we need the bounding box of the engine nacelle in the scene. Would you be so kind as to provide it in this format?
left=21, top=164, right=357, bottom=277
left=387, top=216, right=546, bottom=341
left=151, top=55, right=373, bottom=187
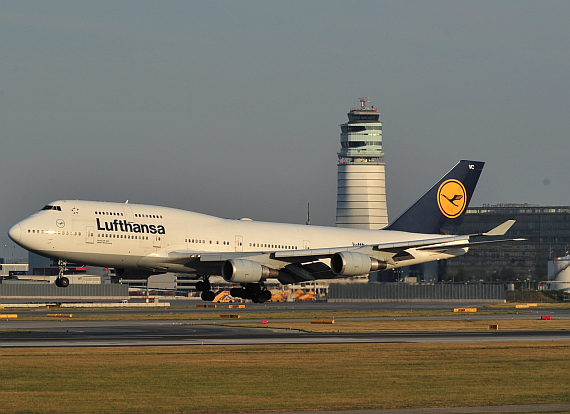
left=331, top=251, right=386, bottom=276
left=222, top=259, right=279, bottom=283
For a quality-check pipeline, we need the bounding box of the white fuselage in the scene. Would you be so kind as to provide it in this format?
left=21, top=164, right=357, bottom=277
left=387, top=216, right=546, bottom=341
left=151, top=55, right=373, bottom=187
left=9, top=200, right=461, bottom=275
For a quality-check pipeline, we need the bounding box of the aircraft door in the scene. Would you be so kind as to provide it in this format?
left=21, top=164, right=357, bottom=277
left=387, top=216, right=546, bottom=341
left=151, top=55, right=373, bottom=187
left=153, top=235, right=162, bottom=248
left=122, top=205, right=134, bottom=223
left=303, top=240, right=311, bottom=250
left=235, top=235, right=243, bottom=252
left=86, top=226, right=94, bottom=244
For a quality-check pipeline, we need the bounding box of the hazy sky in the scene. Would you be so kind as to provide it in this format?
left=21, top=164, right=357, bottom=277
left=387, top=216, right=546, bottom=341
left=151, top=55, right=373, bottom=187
left=1, top=1, right=569, bottom=261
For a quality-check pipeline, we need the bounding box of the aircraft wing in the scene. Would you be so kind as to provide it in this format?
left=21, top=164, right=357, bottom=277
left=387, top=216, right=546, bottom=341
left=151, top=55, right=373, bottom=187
left=416, top=237, right=526, bottom=253
left=163, top=235, right=468, bottom=266
left=152, top=220, right=522, bottom=283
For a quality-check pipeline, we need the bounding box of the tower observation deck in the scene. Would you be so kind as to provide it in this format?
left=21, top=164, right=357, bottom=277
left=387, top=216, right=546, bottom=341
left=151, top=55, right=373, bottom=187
left=336, top=98, right=388, bottom=229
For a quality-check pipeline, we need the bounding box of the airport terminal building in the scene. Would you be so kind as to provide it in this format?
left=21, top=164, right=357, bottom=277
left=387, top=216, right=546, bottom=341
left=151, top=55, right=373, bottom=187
left=446, top=204, right=570, bottom=281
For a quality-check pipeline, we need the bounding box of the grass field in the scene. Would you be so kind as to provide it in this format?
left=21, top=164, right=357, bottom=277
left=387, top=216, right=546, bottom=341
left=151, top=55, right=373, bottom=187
left=1, top=342, right=569, bottom=414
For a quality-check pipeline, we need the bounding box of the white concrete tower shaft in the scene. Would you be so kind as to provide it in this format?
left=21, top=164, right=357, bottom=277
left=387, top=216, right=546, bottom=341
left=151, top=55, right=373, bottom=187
left=336, top=98, right=388, bottom=229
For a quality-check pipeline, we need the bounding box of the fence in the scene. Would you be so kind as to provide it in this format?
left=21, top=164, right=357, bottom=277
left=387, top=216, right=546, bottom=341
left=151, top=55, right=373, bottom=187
left=329, top=283, right=504, bottom=302
left=0, top=283, right=128, bottom=299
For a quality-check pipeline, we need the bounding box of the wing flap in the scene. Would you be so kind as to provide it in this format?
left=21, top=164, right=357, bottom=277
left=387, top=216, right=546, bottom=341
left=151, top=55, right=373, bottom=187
left=417, top=238, right=526, bottom=252
left=166, top=250, right=272, bottom=263
left=274, top=246, right=359, bottom=259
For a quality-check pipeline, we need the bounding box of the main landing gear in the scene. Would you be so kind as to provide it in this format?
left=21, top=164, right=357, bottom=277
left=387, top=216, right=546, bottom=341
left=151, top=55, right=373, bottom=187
left=230, top=283, right=272, bottom=304
left=55, top=259, right=70, bottom=288
left=195, top=276, right=271, bottom=303
left=195, top=275, right=215, bottom=301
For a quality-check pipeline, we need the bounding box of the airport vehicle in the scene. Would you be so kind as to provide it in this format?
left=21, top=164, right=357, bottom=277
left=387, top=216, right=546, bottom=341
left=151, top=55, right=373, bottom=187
left=8, top=160, right=519, bottom=302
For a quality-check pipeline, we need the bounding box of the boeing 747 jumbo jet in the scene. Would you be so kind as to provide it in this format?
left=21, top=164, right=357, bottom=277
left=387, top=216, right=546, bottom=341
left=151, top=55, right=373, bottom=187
left=8, top=160, right=520, bottom=302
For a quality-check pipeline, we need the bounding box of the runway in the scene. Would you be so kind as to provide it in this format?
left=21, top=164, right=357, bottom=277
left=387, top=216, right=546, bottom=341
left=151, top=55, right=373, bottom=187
left=1, top=301, right=569, bottom=348
left=1, top=319, right=569, bottom=348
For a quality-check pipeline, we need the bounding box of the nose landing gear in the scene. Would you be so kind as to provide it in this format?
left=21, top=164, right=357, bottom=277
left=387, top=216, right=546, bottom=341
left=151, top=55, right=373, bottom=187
left=55, top=259, right=70, bottom=288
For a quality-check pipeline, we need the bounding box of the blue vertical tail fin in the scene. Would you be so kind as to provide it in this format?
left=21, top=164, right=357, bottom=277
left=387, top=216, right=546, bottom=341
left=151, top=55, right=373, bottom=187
left=384, top=160, right=484, bottom=235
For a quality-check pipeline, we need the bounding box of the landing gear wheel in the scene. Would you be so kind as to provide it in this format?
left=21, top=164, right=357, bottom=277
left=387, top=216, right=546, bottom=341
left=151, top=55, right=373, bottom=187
left=196, top=275, right=211, bottom=292
left=230, top=287, right=247, bottom=299
left=260, top=289, right=272, bottom=302
left=196, top=280, right=211, bottom=292
left=55, top=259, right=69, bottom=288
left=201, top=290, right=215, bottom=301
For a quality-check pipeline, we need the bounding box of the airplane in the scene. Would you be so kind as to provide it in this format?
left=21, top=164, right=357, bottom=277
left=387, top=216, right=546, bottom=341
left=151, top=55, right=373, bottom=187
left=8, top=160, right=522, bottom=302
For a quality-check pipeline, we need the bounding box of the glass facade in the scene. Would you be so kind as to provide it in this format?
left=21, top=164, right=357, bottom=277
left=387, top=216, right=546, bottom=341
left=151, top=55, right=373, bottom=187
left=338, top=99, right=384, bottom=161
left=446, top=205, right=570, bottom=280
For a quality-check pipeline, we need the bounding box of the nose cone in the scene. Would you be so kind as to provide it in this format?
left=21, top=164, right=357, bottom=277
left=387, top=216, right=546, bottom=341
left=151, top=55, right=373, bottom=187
left=8, top=223, right=22, bottom=243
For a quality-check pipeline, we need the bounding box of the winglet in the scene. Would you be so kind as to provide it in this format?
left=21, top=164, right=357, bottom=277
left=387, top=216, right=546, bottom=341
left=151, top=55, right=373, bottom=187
left=483, top=220, right=516, bottom=236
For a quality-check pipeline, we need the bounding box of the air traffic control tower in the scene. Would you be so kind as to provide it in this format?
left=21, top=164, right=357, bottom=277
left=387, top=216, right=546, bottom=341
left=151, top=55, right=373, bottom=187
left=336, top=98, right=388, bottom=229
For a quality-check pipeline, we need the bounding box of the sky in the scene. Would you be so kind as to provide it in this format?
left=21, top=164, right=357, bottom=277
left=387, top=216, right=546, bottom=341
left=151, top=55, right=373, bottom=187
left=1, top=1, right=569, bottom=262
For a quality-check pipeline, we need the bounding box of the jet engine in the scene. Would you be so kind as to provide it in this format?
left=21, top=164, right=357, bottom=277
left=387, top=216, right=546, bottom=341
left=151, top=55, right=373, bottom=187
left=222, top=259, right=279, bottom=283
left=331, top=251, right=386, bottom=276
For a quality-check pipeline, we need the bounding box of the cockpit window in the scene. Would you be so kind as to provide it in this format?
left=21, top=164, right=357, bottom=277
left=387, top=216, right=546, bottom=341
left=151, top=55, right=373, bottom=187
left=41, top=205, right=62, bottom=211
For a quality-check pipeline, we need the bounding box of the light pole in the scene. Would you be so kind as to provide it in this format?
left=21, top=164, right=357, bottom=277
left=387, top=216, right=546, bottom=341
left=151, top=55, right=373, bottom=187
left=3, top=245, right=6, bottom=264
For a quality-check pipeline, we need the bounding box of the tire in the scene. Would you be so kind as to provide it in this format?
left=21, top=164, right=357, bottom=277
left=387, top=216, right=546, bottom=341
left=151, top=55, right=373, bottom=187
left=196, top=281, right=209, bottom=292
left=230, top=287, right=246, bottom=299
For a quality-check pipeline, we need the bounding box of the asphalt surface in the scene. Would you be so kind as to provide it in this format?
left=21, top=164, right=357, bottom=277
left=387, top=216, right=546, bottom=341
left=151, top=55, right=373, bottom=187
left=1, top=300, right=569, bottom=347
left=1, top=318, right=569, bottom=347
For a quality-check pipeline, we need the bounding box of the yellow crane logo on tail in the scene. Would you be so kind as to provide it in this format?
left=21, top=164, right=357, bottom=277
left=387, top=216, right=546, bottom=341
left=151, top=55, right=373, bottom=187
left=437, top=179, right=467, bottom=218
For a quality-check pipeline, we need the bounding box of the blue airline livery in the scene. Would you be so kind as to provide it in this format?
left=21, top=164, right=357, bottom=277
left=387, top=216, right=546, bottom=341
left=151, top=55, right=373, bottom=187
left=96, top=218, right=166, bottom=234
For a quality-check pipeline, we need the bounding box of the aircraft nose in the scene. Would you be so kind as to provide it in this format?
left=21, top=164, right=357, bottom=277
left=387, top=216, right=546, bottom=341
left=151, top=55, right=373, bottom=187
left=8, top=223, right=22, bottom=243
